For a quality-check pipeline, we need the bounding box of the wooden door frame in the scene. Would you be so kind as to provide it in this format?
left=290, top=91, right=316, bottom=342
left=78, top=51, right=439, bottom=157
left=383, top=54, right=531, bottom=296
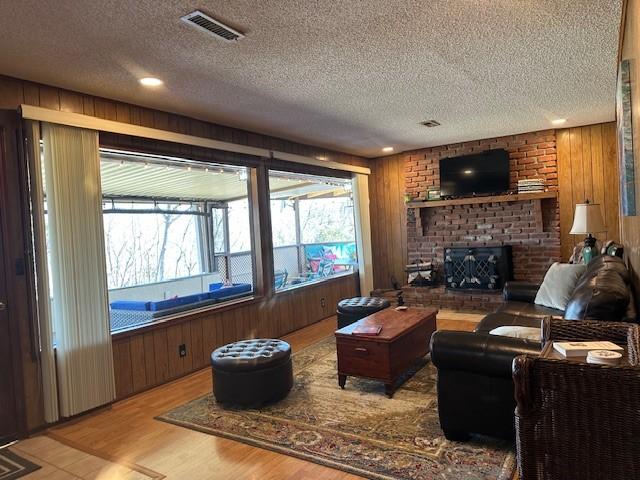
left=0, top=110, right=30, bottom=440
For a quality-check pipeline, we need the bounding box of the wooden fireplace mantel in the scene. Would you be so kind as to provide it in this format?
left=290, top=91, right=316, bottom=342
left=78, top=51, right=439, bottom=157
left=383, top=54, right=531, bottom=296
left=405, top=191, right=557, bottom=209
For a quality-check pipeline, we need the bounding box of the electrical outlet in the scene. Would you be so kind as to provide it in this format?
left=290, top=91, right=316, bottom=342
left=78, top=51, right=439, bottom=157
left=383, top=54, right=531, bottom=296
left=320, top=297, right=326, bottom=308
left=179, top=344, right=187, bottom=357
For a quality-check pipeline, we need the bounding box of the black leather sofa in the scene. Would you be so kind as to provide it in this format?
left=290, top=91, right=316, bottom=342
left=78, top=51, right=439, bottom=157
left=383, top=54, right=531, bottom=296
left=430, top=255, right=636, bottom=441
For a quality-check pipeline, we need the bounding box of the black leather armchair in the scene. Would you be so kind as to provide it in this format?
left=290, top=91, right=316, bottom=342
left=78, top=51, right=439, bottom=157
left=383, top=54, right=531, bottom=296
left=431, top=330, right=540, bottom=441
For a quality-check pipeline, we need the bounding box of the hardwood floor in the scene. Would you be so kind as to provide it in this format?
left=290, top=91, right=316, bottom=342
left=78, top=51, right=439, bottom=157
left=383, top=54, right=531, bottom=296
left=18, top=310, right=512, bottom=480
left=9, top=435, right=161, bottom=479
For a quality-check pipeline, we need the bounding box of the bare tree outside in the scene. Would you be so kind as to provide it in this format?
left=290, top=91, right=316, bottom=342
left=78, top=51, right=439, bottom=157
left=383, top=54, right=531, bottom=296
left=103, top=202, right=204, bottom=289
left=299, top=197, right=355, bottom=244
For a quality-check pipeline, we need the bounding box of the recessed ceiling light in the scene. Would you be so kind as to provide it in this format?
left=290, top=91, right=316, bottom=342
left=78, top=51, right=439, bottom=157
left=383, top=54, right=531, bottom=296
left=382, top=147, right=394, bottom=153
left=139, top=77, right=163, bottom=87
left=551, top=118, right=567, bottom=125
left=316, top=156, right=328, bottom=161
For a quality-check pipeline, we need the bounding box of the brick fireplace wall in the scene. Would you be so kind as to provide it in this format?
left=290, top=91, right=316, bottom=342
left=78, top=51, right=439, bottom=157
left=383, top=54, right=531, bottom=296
left=403, top=130, right=561, bottom=311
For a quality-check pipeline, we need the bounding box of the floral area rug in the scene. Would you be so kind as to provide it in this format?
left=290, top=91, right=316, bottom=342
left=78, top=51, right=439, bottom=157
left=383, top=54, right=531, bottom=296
left=157, top=337, right=515, bottom=480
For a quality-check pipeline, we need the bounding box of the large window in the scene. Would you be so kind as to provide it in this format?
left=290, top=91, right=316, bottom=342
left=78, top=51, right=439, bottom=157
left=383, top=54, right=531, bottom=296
left=41, top=144, right=363, bottom=334
left=99, top=150, right=255, bottom=331
left=268, top=171, right=357, bottom=291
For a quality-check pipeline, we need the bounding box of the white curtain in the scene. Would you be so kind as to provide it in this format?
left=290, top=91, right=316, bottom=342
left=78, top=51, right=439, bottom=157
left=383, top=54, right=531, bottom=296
left=25, top=120, right=59, bottom=422
left=352, top=173, right=374, bottom=296
left=41, top=122, right=116, bottom=417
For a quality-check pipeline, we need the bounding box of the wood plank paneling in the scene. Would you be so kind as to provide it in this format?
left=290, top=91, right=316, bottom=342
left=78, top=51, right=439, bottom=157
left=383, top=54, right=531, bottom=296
left=570, top=128, right=586, bottom=207
left=152, top=330, right=169, bottom=384
left=59, top=91, right=83, bottom=114
left=129, top=335, right=147, bottom=392
left=23, top=84, right=39, bottom=106
left=166, top=324, right=184, bottom=379
left=0, top=77, right=23, bottom=108
left=112, top=340, right=133, bottom=399
left=620, top=0, right=640, bottom=313
left=603, top=123, right=620, bottom=246
left=38, top=86, right=60, bottom=111
left=142, top=332, right=157, bottom=386
left=369, top=154, right=407, bottom=290
left=189, top=318, right=204, bottom=369
left=556, top=129, right=575, bottom=261
left=556, top=123, right=620, bottom=261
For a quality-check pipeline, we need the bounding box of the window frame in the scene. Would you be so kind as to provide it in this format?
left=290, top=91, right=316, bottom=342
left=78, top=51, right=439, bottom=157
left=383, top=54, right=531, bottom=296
left=95, top=149, right=259, bottom=333
left=92, top=139, right=361, bottom=336
left=267, top=169, right=359, bottom=294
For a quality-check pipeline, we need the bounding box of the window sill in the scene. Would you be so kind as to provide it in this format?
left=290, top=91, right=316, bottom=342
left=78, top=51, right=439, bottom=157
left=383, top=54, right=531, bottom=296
left=275, top=270, right=358, bottom=294
left=110, top=294, right=262, bottom=340
left=110, top=272, right=359, bottom=341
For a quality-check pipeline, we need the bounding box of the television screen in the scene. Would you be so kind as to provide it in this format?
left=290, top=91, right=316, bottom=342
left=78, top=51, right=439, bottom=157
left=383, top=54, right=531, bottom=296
left=439, top=149, right=510, bottom=198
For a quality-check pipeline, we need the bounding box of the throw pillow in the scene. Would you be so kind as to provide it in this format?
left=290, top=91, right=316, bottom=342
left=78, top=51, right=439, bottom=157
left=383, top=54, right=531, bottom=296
left=534, top=262, right=587, bottom=311
left=489, top=326, right=541, bottom=342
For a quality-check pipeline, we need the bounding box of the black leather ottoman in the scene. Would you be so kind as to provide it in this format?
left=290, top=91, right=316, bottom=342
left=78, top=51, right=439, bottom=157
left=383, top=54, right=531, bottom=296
left=336, top=296, right=391, bottom=329
left=211, top=339, right=293, bottom=406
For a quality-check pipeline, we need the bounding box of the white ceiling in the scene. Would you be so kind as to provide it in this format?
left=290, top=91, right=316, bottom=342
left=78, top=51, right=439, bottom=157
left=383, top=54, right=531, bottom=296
left=0, top=1, right=622, bottom=158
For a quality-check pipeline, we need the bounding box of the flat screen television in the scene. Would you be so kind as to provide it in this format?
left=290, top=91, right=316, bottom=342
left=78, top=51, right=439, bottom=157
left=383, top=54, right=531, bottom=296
left=439, top=149, right=510, bottom=198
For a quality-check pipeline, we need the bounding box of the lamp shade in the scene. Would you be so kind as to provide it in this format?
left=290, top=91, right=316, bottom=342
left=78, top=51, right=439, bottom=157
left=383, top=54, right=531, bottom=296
left=569, top=202, right=606, bottom=235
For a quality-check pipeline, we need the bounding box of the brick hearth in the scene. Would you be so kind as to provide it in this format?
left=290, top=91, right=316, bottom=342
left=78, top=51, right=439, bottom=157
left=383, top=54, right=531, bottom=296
left=403, top=130, right=561, bottom=312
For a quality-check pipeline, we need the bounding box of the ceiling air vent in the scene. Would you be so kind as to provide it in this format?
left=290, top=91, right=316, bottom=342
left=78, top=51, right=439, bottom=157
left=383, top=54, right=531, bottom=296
left=181, top=10, right=244, bottom=42
left=420, top=120, right=441, bottom=128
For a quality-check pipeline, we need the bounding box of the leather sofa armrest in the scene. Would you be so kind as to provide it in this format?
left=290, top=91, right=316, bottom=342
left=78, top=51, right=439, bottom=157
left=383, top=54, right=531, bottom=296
left=502, top=281, right=541, bottom=303
left=430, top=331, right=541, bottom=378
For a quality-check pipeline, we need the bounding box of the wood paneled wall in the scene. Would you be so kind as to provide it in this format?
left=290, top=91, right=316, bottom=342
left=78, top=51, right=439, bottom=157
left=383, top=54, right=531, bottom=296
left=112, top=274, right=358, bottom=399
left=0, top=75, right=368, bottom=169
left=620, top=0, right=640, bottom=306
left=368, top=154, right=406, bottom=290
left=0, top=75, right=365, bottom=432
left=557, top=123, right=620, bottom=261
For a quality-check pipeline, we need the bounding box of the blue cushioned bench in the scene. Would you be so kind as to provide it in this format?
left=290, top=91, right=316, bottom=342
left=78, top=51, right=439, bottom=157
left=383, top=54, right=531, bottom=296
left=110, top=283, right=252, bottom=331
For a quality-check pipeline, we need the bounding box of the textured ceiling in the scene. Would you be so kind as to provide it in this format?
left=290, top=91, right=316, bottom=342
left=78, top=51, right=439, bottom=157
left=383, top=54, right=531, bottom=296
left=0, top=1, right=622, bottom=157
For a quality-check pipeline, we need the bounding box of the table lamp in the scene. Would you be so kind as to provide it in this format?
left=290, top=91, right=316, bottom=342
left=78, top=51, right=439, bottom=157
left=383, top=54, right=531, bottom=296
left=569, top=200, right=606, bottom=263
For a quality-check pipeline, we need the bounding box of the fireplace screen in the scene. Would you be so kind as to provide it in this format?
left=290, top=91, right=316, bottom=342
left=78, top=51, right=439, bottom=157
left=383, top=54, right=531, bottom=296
left=444, top=246, right=512, bottom=290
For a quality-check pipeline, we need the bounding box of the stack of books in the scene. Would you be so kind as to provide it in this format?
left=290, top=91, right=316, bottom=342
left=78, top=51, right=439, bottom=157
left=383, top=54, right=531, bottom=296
left=517, top=178, right=546, bottom=193
left=553, top=341, right=624, bottom=360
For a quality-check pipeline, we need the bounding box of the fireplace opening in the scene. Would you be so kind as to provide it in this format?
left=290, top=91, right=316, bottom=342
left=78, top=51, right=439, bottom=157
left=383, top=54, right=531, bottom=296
left=444, top=246, right=513, bottom=291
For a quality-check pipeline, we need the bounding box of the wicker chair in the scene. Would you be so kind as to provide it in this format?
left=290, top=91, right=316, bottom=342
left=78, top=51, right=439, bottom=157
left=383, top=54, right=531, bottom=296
left=513, top=318, right=640, bottom=480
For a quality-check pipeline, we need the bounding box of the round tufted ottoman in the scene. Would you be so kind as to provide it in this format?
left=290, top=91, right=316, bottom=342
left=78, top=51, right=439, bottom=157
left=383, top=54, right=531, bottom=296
left=336, top=296, right=391, bottom=329
left=211, top=339, right=293, bottom=406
